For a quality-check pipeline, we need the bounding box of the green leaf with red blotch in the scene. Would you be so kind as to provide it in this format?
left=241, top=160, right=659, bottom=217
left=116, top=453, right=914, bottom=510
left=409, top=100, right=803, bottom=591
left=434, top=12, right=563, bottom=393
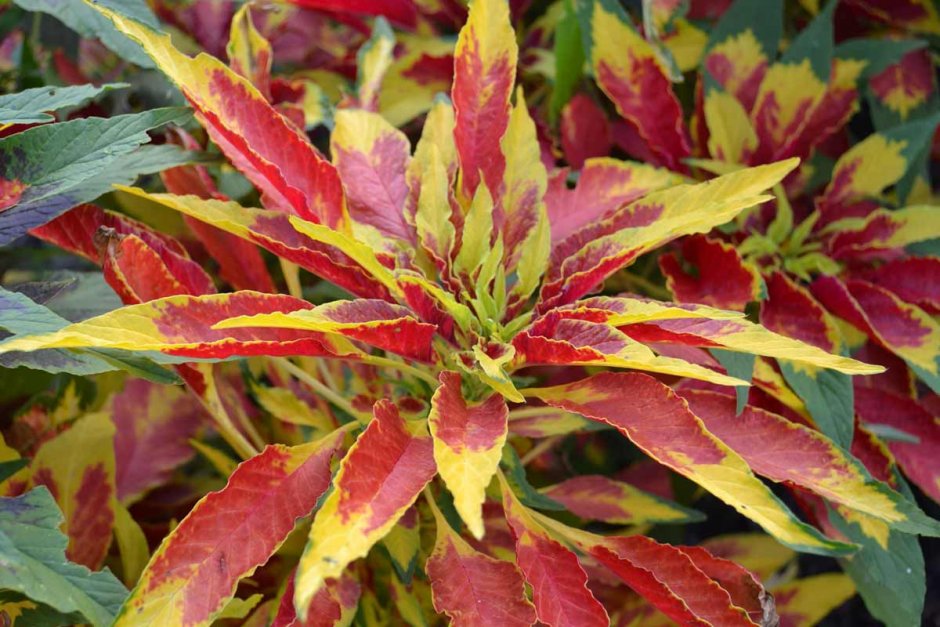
left=545, top=158, right=683, bottom=244
left=540, top=475, right=704, bottom=525
left=680, top=389, right=940, bottom=536
left=429, top=372, right=508, bottom=539
left=524, top=372, right=854, bottom=555
left=27, top=411, right=117, bottom=570
left=660, top=234, right=763, bottom=310
left=0, top=108, right=192, bottom=246
left=0, top=486, right=128, bottom=627
left=426, top=497, right=537, bottom=627
left=114, top=430, right=344, bottom=626
left=498, top=472, right=609, bottom=627
left=538, top=159, right=798, bottom=312
left=812, top=276, right=940, bottom=393
left=536, top=515, right=773, bottom=626
left=213, top=299, right=437, bottom=362
left=0, top=292, right=367, bottom=361
left=452, top=0, right=516, bottom=201
left=295, top=401, right=436, bottom=617
left=95, top=6, right=347, bottom=229
left=578, top=0, right=690, bottom=170
left=855, top=387, right=940, bottom=505
left=112, top=188, right=398, bottom=301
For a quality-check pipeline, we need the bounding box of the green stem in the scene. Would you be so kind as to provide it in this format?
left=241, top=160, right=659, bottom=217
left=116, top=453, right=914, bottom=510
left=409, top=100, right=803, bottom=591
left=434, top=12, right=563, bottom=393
left=278, top=358, right=372, bottom=423
left=361, top=354, right=440, bottom=386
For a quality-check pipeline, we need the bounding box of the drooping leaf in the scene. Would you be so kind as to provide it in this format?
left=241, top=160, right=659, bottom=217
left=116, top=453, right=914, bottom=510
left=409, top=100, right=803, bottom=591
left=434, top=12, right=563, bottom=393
left=294, top=401, right=436, bottom=616
left=0, top=83, right=128, bottom=126
left=0, top=487, right=128, bottom=627
left=525, top=372, right=854, bottom=555
left=116, top=431, right=343, bottom=626
left=428, top=371, right=508, bottom=539
left=0, top=108, right=192, bottom=245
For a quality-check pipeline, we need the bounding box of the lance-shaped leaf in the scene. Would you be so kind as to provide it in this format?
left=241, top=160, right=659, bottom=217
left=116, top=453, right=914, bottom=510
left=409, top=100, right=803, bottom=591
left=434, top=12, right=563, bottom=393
left=0, top=83, right=127, bottom=126
left=513, top=314, right=747, bottom=386
left=226, top=4, right=272, bottom=98
left=538, top=517, right=771, bottom=626
left=498, top=474, right=609, bottom=626
left=95, top=5, right=347, bottom=229
left=331, top=109, right=413, bottom=249
left=772, top=573, right=855, bottom=627
left=815, top=115, right=940, bottom=220
left=426, top=498, right=536, bottom=627
left=525, top=372, right=854, bottom=555
left=113, top=188, right=396, bottom=301
left=28, top=411, right=117, bottom=570
left=500, top=88, right=550, bottom=298
left=660, top=234, right=763, bottom=310
left=748, top=0, right=834, bottom=162
left=115, top=431, right=343, bottom=626
left=112, top=379, right=205, bottom=504
left=356, top=17, right=395, bottom=112
left=428, top=372, right=508, bottom=539
left=0, top=108, right=191, bottom=245
left=681, top=389, right=940, bottom=536
left=452, top=0, right=517, bottom=200
left=825, top=205, right=940, bottom=259
left=540, top=475, right=704, bottom=525
left=579, top=0, right=690, bottom=170
left=855, top=387, right=940, bottom=504
left=539, top=159, right=798, bottom=311
left=812, top=276, right=940, bottom=393
left=700, top=533, right=794, bottom=580
left=295, top=401, right=436, bottom=616
left=0, top=487, right=128, bottom=627
left=214, top=299, right=437, bottom=362
left=545, top=158, right=683, bottom=244
left=0, top=292, right=358, bottom=361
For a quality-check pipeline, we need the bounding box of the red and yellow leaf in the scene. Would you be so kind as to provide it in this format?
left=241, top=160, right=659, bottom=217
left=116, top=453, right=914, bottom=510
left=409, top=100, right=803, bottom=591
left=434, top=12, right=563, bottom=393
left=95, top=5, right=347, bottom=229
left=700, top=533, right=794, bottom=580
left=581, top=0, right=690, bottom=170
left=294, top=401, right=436, bottom=616
left=773, top=573, right=855, bottom=627
left=428, top=371, right=507, bottom=539
left=660, top=234, right=763, bottom=310
left=524, top=373, right=853, bottom=555
left=116, top=431, right=344, bottom=626
left=499, top=473, right=609, bottom=627
left=426, top=499, right=536, bottom=627
left=452, top=0, right=517, bottom=200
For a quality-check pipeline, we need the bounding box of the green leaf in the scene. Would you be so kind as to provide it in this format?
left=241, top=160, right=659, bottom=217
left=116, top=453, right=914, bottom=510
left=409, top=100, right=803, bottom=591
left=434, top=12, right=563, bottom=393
left=780, top=362, right=854, bottom=449
left=836, top=38, right=926, bottom=78
left=549, top=0, right=584, bottom=124
left=0, top=108, right=193, bottom=245
left=0, top=487, right=128, bottom=627
left=0, top=458, right=28, bottom=483
left=0, top=83, right=128, bottom=125
left=12, top=0, right=157, bottom=68
left=779, top=0, right=835, bottom=81
left=711, top=349, right=754, bottom=415
left=500, top=445, right=564, bottom=511
left=827, top=506, right=925, bottom=627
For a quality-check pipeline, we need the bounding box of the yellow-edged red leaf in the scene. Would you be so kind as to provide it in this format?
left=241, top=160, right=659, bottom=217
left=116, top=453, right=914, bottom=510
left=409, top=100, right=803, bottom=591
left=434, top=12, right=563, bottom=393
left=115, top=431, right=344, bottom=626
left=580, top=0, right=690, bottom=170
left=681, top=389, right=940, bottom=535
left=428, top=371, right=508, bottom=539
left=540, top=475, right=703, bottom=525
left=295, top=401, right=436, bottom=616
left=0, top=292, right=358, bottom=360
left=426, top=502, right=536, bottom=627
left=525, top=372, right=854, bottom=555
left=95, top=5, right=347, bottom=229
left=700, top=533, right=794, bottom=580
left=498, top=474, right=609, bottom=627
left=452, top=0, right=517, bottom=200
left=660, top=234, right=763, bottom=310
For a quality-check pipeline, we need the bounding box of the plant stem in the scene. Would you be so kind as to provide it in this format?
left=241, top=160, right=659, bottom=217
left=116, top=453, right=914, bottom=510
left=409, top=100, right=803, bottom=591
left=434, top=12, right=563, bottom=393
left=277, top=358, right=371, bottom=422
left=361, top=354, right=440, bottom=386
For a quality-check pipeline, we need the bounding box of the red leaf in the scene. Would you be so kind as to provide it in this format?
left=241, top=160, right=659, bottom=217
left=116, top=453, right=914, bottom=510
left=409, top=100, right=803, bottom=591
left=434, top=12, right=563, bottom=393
left=660, top=235, right=762, bottom=310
